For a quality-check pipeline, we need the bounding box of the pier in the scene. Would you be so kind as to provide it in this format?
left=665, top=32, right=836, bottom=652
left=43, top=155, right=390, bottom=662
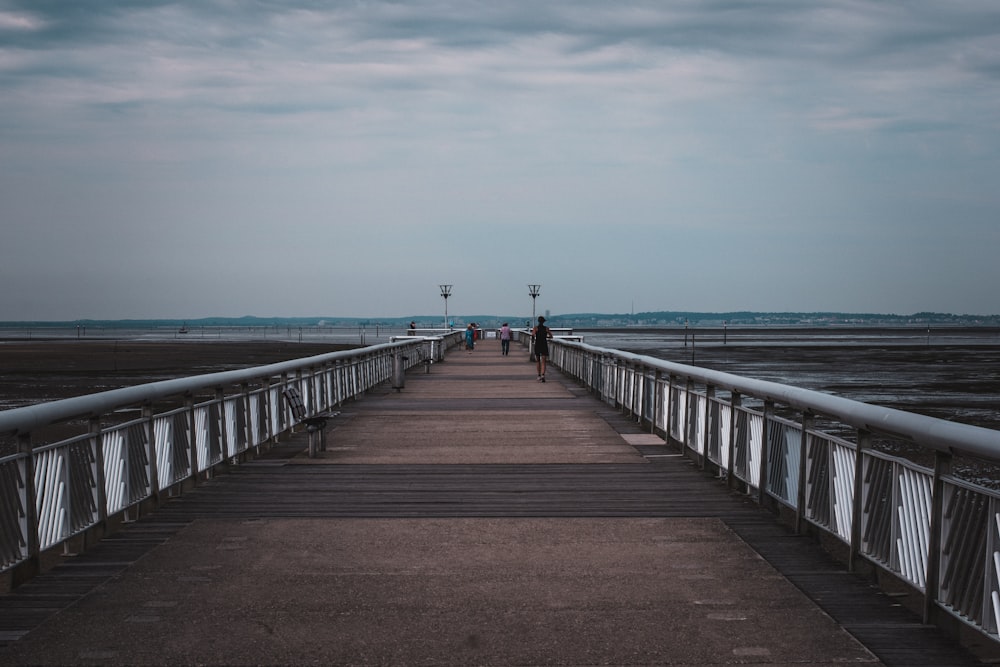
left=0, top=338, right=991, bottom=665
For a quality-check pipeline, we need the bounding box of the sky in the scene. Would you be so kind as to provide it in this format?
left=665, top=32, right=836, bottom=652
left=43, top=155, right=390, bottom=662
left=2, top=1, right=999, bottom=321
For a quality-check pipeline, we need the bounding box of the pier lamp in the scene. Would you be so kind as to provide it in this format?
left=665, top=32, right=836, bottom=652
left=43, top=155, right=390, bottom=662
left=439, top=284, right=452, bottom=330
left=528, top=284, right=541, bottom=361
left=528, top=284, right=541, bottom=324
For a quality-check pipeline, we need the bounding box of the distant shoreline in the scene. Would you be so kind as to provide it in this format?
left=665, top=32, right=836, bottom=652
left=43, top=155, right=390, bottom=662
left=580, top=324, right=1000, bottom=334
left=1, top=310, right=999, bottom=330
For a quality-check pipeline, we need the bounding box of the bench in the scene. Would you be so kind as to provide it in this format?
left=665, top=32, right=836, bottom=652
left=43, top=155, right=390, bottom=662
left=282, top=386, right=340, bottom=458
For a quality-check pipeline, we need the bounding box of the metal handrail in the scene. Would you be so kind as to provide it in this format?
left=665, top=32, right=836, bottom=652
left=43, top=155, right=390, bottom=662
left=547, top=338, right=1000, bottom=642
left=0, top=333, right=464, bottom=578
left=4, top=331, right=1000, bottom=644
left=0, top=341, right=407, bottom=437
left=558, top=340, right=1000, bottom=459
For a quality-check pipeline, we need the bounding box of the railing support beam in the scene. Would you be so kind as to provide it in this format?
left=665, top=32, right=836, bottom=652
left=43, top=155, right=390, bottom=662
left=18, top=432, right=39, bottom=570
left=758, top=400, right=774, bottom=506
left=795, top=411, right=813, bottom=534
left=849, top=429, right=871, bottom=573
left=924, top=449, right=951, bottom=624
left=726, top=392, right=741, bottom=491
left=143, top=404, right=160, bottom=504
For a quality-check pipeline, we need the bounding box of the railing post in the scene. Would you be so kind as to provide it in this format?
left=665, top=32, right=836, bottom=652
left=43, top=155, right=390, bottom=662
left=665, top=374, right=676, bottom=444
left=320, top=365, right=331, bottom=412
left=726, top=392, right=741, bottom=490
left=334, top=361, right=344, bottom=407
left=757, top=400, right=774, bottom=505
left=305, top=367, right=317, bottom=415
left=632, top=364, right=649, bottom=424
left=652, top=369, right=662, bottom=435
left=631, top=361, right=640, bottom=420
left=594, top=353, right=608, bottom=403
left=90, top=417, right=108, bottom=522
left=924, top=449, right=951, bottom=624
left=185, top=394, right=199, bottom=480
left=701, top=385, right=715, bottom=470
left=280, top=373, right=291, bottom=429
left=630, top=363, right=637, bottom=417
left=795, top=411, right=813, bottom=534
left=613, top=359, right=625, bottom=410
left=633, top=362, right=642, bottom=422
left=143, top=404, right=160, bottom=502
left=240, top=382, right=253, bottom=451
left=215, top=387, right=230, bottom=462
left=606, top=355, right=615, bottom=403
left=615, top=360, right=624, bottom=411
left=635, top=361, right=644, bottom=421
left=849, top=429, right=871, bottom=572
left=260, top=379, right=273, bottom=443
left=18, top=433, right=40, bottom=567
left=684, top=378, right=696, bottom=456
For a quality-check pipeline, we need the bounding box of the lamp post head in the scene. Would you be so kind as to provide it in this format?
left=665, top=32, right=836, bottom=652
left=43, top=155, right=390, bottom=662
left=439, top=284, right=452, bottom=298
left=528, top=284, right=541, bottom=298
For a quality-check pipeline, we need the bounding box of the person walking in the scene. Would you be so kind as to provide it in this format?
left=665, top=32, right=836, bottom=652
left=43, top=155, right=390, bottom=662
left=465, top=323, right=475, bottom=353
left=532, top=316, right=552, bottom=381
left=499, top=322, right=511, bottom=356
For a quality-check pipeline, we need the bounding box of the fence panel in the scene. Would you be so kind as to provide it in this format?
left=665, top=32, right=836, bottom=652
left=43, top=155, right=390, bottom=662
left=767, top=418, right=802, bottom=508
left=0, top=338, right=435, bottom=576
left=0, top=455, right=29, bottom=569
left=545, top=338, right=1000, bottom=642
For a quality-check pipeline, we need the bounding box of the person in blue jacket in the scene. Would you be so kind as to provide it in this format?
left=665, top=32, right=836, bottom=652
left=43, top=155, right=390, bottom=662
left=465, top=323, right=475, bottom=353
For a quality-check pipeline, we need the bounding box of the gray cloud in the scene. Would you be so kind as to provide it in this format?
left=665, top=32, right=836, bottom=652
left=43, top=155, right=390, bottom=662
left=2, top=0, right=999, bottom=319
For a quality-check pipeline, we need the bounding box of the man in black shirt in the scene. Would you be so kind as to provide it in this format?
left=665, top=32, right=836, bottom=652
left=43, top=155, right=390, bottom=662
left=532, top=316, right=553, bottom=381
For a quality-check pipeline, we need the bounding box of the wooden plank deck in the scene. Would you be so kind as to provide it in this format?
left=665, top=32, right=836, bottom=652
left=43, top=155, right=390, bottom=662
left=0, top=340, right=991, bottom=665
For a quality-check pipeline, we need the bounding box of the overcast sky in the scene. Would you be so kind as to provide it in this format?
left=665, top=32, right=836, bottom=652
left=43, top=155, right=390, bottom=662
left=2, top=1, right=999, bottom=321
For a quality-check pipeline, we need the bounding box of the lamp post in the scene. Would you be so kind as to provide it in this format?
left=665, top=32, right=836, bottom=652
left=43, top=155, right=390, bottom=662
left=439, top=284, right=452, bottom=330
left=528, top=284, right=541, bottom=361
left=528, top=284, right=541, bottom=324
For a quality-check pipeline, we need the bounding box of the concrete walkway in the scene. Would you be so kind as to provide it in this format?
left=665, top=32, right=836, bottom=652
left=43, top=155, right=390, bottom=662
left=0, top=339, right=987, bottom=665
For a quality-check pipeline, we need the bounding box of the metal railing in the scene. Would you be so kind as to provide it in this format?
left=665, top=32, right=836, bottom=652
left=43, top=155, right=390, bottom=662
left=5, top=330, right=1000, bottom=643
left=0, top=334, right=462, bottom=576
left=548, top=339, right=1000, bottom=643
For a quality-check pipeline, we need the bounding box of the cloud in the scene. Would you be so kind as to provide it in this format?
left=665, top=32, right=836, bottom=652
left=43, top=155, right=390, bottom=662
left=1, top=0, right=999, bottom=319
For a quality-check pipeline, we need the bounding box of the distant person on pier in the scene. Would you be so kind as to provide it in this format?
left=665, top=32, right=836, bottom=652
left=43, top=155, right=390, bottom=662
left=532, top=316, right=552, bottom=381
left=409, top=321, right=416, bottom=336
left=465, top=323, right=476, bottom=353
left=499, top=322, right=512, bottom=356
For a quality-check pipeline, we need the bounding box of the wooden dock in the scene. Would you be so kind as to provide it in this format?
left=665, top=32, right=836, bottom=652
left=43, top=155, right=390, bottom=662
left=0, top=340, right=990, bottom=665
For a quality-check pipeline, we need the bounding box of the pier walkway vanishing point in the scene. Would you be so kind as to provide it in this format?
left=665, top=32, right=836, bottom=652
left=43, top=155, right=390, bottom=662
left=0, top=340, right=989, bottom=666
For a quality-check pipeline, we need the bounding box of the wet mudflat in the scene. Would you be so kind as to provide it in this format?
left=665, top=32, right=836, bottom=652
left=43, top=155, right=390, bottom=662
left=0, top=339, right=355, bottom=411
left=3, top=330, right=998, bottom=430
left=579, top=327, right=1000, bottom=484
left=583, top=327, right=1000, bottom=432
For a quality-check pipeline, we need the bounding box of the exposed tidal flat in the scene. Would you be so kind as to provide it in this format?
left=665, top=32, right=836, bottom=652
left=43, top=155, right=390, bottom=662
left=0, top=339, right=357, bottom=411
left=1, top=325, right=997, bottom=431
left=1, top=325, right=998, bottom=485
left=580, top=326, right=1000, bottom=486
left=580, top=326, right=1000, bottom=432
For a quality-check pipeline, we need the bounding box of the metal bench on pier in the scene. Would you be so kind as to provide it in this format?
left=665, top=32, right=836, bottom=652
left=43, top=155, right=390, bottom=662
left=282, top=386, right=339, bottom=458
